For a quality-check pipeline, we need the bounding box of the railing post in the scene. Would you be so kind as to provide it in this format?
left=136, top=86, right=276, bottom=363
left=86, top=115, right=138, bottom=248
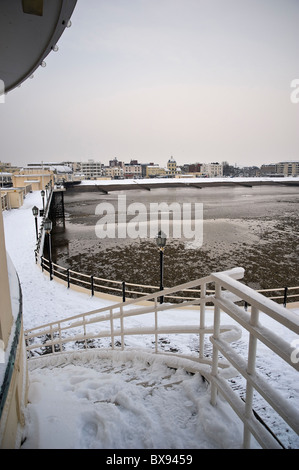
left=122, top=281, right=126, bottom=303
left=210, top=282, right=221, bottom=406
left=49, top=258, right=53, bottom=281
left=83, top=314, right=87, bottom=349
left=58, top=322, right=63, bottom=352
left=67, top=268, right=70, bottom=288
left=110, top=307, right=114, bottom=349
left=120, top=305, right=124, bottom=350
left=91, top=275, right=94, bottom=296
left=154, top=298, right=158, bottom=353
left=50, top=325, right=54, bottom=354
left=283, top=287, right=288, bottom=307
left=243, top=305, right=259, bottom=448
left=199, top=282, right=206, bottom=359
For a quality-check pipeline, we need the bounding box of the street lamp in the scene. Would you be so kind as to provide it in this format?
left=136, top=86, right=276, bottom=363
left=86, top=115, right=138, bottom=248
left=32, top=206, right=39, bottom=240
left=41, top=190, right=45, bottom=211
left=44, top=218, right=53, bottom=280
left=156, top=230, right=167, bottom=304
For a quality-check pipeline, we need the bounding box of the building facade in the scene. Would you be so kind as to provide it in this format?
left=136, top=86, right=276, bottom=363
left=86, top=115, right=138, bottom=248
left=261, top=161, right=299, bottom=177
left=276, top=161, right=299, bottom=177
left=167, top=157, right=177, bottom=176
left=80, top=160, right=103, bottom=179
left=123, top=161, right=142, bottom=179
left=201, top=162, right=223, bottom=177
left=12, top=169, right=53, bottom=191
left=146, top=164, right=167, bottom=178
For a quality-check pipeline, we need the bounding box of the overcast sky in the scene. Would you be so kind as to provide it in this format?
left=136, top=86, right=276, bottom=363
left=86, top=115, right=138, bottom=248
left=1, top=0, right=299, bottom=168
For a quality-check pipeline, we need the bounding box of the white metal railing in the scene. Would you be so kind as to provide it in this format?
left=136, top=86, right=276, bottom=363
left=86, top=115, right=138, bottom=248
left=24, top=267, right=299, bottom=449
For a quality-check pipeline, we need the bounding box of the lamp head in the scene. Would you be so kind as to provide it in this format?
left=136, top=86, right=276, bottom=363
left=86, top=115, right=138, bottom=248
left=32, top=206, right=39, bottom=217
left=44, top=218, right=52, bottom=232
left=156, top=230, right=167, bottom=249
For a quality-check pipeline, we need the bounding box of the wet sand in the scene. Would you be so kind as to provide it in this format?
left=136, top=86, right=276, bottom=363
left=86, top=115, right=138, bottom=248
left=52, top=185, right=299, bottom=292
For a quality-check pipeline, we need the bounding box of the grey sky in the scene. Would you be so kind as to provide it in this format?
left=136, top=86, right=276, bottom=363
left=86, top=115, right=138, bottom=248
left=1, top=0, right=299, bottom=168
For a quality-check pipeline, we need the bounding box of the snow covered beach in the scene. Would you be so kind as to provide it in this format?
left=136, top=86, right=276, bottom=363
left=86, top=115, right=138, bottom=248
left=2, top=189, right=299, bottom=450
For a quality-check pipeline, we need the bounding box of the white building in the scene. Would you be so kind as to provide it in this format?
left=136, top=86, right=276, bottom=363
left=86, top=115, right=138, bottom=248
left=80, top=160, right=103, bottom=179
left=201, top=162, right=223, bottom=177
left=0, top=0, right=77, bottom=449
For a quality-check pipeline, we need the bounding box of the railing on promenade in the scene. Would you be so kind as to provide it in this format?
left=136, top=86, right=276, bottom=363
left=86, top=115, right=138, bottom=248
left=38, top=255, right=299, bottom=306
left=39, top=256, right=211, bottom=302
left=24, top=267, right=299, bottom=449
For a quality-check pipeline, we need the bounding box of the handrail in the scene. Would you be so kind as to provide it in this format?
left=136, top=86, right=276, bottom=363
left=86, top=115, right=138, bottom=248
left=24, top=266, right=299, bottom=449
left=38, top=255, right=299, bottom=305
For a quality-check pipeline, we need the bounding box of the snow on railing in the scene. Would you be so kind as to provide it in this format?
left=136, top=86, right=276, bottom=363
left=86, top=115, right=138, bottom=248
left=24, top=267, right=299, bottom=449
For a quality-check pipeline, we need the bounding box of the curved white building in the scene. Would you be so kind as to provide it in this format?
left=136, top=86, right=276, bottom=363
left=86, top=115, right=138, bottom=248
left=0, top=0, right=77, bottom=448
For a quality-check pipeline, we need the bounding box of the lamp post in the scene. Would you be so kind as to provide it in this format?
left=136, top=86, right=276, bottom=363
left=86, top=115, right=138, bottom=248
left=44, top=218, right=53, bottom=280
left=41, top=190, right=45, bottom=211
left=32, top=206, right=39, bottom=240
left=156, top=230, right=167, bottom=304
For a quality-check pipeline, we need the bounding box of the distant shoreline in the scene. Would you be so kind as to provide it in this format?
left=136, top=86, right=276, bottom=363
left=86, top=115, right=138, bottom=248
left=67, top=176, right=299, bottom=193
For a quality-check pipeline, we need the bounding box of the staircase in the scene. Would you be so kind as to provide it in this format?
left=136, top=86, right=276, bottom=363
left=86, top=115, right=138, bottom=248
left=24, top=267, right=299, bottom=449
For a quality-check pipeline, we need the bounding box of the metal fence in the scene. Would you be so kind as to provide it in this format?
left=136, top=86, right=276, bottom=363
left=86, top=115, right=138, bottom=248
left=38, top=254, right=299, bottom=306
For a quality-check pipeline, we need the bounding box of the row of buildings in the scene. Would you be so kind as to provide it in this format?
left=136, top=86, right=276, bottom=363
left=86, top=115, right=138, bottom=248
left=79, top=157, right=225, bottom=179
left=0, top=159, right=299, bottom=206
left=0, top=157, right=225, bottom=186
left=19, top=157, right=225, bottom=180
left=27, top=158, right=299, bottom=179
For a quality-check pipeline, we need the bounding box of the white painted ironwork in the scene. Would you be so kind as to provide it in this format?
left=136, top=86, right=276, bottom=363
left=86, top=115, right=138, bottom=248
left=24, top=267, right=299, bottom=449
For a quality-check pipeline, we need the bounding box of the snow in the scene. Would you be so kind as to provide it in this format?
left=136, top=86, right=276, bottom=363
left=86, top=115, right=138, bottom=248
left=21, top=350, right=246, bottom=449
left=2, top=190, right=299, bottom=450
left=79, top=175, right=299, bottom=186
